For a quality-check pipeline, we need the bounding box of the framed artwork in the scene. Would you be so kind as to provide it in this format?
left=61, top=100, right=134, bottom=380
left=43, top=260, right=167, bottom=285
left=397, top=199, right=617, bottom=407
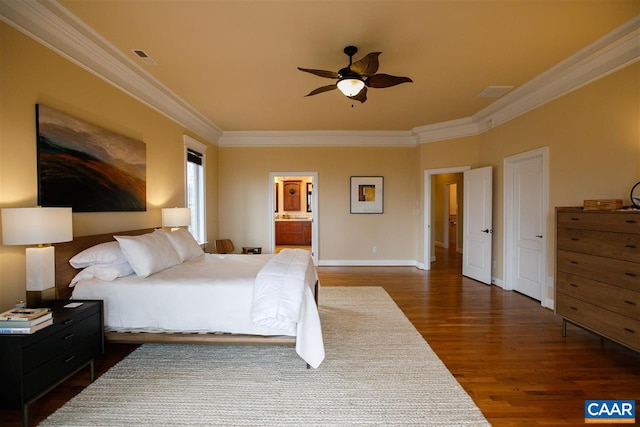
left=36, top=105, right=146, bottom=212
left=350, top=176, right=383, bottom=214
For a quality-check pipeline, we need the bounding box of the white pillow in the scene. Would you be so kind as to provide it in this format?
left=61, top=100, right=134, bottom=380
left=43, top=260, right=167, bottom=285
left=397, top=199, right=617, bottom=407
left=164, top=228, right=204, bottom=262
left=69, top=241, right=128, bottom=268
left=69, top=262, right=135, bottom=287
left=114, top=230, right=181, bottom=278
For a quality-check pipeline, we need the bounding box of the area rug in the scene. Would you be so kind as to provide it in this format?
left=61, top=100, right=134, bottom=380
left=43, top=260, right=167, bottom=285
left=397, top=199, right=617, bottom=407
left=42, top=287, right=489, bottom=426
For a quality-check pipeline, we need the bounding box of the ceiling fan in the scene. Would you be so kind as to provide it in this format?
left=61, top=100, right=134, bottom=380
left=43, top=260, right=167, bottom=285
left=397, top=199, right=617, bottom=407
left=298, top=46, right=413, bottom=103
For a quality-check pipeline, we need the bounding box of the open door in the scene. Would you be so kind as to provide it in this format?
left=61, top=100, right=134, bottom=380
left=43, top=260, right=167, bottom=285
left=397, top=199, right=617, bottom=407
left=463, top=166, right=493, bottom=284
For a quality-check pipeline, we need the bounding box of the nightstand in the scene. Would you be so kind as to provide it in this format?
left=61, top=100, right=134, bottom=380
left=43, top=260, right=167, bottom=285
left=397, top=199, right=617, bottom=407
left=0, top=300, right=104, bottom=427
left=242, top=246, right=262, bottom=254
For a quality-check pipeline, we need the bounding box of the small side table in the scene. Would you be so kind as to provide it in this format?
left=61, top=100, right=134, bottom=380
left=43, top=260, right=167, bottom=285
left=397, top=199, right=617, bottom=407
left=242, top=247, right=262, bottom=254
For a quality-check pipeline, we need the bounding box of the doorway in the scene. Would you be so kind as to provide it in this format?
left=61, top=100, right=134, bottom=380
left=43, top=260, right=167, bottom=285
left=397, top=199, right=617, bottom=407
left=423, top=166, right=470, bottom=270
left=269, top=172, right=318, bottom=264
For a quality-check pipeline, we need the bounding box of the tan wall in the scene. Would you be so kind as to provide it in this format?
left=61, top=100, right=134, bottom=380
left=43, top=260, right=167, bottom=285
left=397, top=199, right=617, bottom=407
left=0, top=23, right=215, bottom=310
left=218, top=146, right=417, bottom=261
left=478, top=62, right=639, bottom=300
left=416, top=63, right=638, bottom=302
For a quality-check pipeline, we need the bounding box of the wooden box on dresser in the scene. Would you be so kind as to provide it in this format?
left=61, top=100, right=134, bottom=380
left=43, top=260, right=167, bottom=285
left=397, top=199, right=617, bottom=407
left=555, top=207, right=640, bottom=352
left=0, top=300, right=104, bottom=426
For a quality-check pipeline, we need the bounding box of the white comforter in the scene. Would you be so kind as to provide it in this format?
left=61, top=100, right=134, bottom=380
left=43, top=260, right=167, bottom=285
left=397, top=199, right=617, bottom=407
left=71, top=253, right=325, bottom=368
left=252, top=249, right=313, bottom=331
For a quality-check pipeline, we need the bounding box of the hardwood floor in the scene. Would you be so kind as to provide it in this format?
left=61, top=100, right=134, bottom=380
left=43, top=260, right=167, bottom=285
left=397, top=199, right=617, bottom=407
left=2, top=246, right=638, bottom=426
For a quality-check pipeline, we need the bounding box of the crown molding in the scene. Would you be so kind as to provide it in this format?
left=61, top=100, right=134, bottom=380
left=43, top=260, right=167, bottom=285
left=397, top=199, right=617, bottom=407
left=0, top=0, right=222, bottom=144
left=218, top=130, right=416, bottom=147
left=1, top=1, right=637, bottom=148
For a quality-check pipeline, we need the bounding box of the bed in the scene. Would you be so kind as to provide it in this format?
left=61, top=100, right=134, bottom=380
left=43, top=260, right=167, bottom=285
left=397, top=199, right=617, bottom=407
left=53, top=228, right=325, bottom=368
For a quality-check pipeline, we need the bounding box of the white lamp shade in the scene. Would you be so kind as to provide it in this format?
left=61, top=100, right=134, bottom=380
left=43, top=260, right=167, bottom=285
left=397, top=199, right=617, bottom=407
left=1, top=207, right=73, bottom=245
left=162, top=207, right=191, bottom=227
left=337, top=78, right=365, bottom=97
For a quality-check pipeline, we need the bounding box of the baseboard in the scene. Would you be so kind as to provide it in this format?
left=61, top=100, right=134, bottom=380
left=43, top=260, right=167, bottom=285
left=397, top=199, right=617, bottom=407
left=491, top=277, right=504, bottom=288
left=318, top=259, right=418, bottom=267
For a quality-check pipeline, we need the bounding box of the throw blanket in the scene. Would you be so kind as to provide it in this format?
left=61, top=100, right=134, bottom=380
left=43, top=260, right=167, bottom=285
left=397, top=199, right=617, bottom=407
left=252, top=249, right=312, bottom=331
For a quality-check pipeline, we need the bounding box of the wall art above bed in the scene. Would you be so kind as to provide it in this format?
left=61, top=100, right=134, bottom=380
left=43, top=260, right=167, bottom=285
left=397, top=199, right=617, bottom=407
left=36, top=104, right=146, bottom=212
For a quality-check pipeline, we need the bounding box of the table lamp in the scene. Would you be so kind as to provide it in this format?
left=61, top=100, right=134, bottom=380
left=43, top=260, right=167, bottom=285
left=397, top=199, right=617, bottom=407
left=1, top=207, right=73, bottom=307
left=162, top=207, right=191, bottom=231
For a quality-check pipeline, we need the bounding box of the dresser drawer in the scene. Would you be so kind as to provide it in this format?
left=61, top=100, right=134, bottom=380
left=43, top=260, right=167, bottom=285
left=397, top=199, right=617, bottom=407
left=556, top=272, right=640, bottom=320
left=557, top=211, right=640, bottom=234
left=22, top=332, right=102, bottom=402
left=557, top=228, right=640, bottom=263
left=557, top=294, right=640, bottom=351
left=557, top=250, right=640, bottom=291
left=22, top=311, right=102, bottom=373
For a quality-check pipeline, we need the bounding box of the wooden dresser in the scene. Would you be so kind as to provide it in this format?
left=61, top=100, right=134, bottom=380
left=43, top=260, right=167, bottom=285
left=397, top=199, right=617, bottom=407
left=555, top=207, right=640, bottom=352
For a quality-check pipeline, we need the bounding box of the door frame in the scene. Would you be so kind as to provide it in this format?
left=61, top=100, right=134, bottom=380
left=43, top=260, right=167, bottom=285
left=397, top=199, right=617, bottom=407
left=269, top=171, right=318, bottom=265
left=423, top=166, right=470, bottom=270
left=503, top=147, right=549, bottom=306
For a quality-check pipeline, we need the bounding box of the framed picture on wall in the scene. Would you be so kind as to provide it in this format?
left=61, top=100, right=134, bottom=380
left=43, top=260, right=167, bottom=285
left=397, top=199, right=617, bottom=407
left=350, top=176, right=383, bottom=214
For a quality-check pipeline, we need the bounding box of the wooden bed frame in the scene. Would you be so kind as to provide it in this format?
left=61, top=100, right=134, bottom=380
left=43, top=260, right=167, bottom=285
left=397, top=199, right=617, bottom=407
left=54, top=228, right=297, bottom=345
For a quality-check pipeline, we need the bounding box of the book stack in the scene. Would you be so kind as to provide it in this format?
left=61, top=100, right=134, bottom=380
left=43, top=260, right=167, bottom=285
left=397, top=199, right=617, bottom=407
left=0, top=307, right=53, bottom=334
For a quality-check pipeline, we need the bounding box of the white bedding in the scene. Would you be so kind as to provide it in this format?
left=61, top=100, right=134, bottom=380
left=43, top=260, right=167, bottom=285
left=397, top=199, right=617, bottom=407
left=71, top=253, right=325, bottom=368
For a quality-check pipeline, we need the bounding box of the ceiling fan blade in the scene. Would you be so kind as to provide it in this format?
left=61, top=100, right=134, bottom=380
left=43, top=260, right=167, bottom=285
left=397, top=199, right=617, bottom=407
left=350, top=52, right=381, bottom=76
left=348, top=86, right=368, bottom=103
left=298, top=67, right=340, bottom=79
left=366, top=73, right=413, bottom=88
left=305, top=84, right=338, bottom=97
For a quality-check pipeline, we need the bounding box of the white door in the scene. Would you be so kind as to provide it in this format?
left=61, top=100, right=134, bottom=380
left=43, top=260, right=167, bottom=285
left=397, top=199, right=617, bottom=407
left=511, top=156, right=544, bottom=300
left=463, top=166, right=493, bottom=284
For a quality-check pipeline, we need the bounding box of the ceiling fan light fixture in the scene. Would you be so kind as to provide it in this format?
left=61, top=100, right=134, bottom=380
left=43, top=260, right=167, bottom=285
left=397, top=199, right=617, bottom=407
left=337, top=78, right=365, bottom=97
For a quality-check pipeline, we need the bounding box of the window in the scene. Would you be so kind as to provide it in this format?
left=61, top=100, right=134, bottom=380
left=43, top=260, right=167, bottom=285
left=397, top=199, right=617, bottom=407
left=184, top=136, right=207, bottom=244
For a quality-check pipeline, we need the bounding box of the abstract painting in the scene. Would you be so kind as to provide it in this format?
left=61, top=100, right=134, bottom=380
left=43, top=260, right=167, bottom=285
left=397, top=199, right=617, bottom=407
left=37, top=105, right=146, bottom=212
left=350, top=176, right=383, bottom=214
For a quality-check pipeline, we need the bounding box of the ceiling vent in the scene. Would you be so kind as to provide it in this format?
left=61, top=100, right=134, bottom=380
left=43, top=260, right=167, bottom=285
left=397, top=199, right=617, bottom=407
left=477, top=86, right=514, bottom=98
left=132, top=49, right=157, bottom=65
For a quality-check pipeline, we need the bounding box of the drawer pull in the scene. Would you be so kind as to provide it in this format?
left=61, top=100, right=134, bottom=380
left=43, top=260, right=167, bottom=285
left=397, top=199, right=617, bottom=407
left=570, top=217, right=580, bottom=221
left=63, top=333, right=75, bottom=340
left=623, top=328, right=635, bottom=334
left=624, top=300, right=637, bottom=306
left=570, top=238, right=579, bottom=241
left=624, top=272, right=637, bottom=277
left=63, top=319, right=74, bottom=325
left=569, top=306, right=578, bottom=311
left=625, top=244, right=636, bottom=249
left=625, top=219, right=637, bottom=224
left=570, top=283, right=578, bottom=288
left=64, top=355, right=76, bottom=363
left=570, top=261, right=579, bottom=265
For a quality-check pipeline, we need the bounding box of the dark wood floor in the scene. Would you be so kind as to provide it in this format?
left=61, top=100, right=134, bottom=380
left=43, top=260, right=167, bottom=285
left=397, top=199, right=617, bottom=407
left=2, top=246, right=639, bottom=426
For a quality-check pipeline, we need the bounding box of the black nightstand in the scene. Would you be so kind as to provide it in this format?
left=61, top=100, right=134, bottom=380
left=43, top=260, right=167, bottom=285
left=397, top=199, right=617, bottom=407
left=0, top=300, right=104, bottom=427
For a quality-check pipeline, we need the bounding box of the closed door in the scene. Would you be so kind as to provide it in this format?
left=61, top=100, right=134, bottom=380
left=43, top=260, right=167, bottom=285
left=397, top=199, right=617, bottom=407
left=511, top=156, right=544, bottom=300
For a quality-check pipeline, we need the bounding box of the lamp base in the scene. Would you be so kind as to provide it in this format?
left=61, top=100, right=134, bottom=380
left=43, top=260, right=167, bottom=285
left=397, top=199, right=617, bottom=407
left=27, top=288, right=56, bottom=308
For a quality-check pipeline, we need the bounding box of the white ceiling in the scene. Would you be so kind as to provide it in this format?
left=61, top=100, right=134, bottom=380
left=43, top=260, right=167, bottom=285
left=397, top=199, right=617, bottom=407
left=3, top=1, right=639, bottom=142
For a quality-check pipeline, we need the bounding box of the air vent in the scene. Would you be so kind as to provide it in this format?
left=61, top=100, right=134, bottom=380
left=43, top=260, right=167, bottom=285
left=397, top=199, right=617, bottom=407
left=131, top=49, right=157, bottom=65
left=477, top=86, right=514, bottom=98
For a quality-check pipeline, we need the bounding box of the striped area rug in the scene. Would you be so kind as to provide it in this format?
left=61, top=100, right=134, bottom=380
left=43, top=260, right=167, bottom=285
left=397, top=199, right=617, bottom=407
left=42, top=287, right=489, bottom=426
